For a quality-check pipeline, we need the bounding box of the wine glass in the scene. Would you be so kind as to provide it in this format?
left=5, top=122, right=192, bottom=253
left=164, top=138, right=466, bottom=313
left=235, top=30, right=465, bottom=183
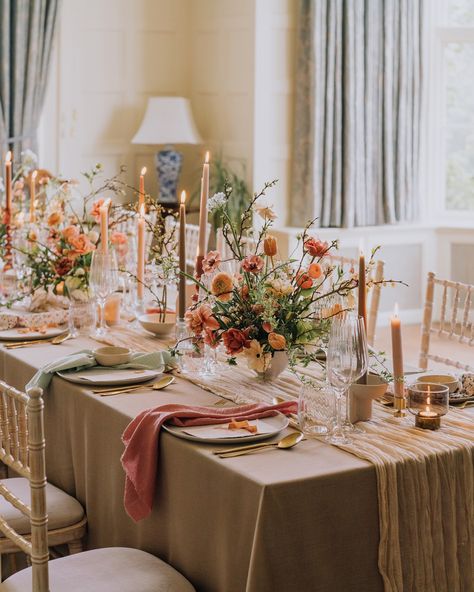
left=89, top=251, right=119, bottom=337
left=326, top=314, right=368, bottom=444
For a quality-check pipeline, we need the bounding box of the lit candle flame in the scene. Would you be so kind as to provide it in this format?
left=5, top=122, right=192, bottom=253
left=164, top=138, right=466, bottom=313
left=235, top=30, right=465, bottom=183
left=140, top=166, right=147, bottom=176
left=102, top=198, right=111, bottom=210
left=358, top=237, right=365, bottom=257
left=426, top=386, right=431, bottom=413
left=5, top=151, right=11, bottom=164
left=31, top=170, right=38, bottom=181
left=393, top=302, right=399, bottom=318
left=205, top=151, right=210, bottom=164
left=180, top=190, right=187, bottom=205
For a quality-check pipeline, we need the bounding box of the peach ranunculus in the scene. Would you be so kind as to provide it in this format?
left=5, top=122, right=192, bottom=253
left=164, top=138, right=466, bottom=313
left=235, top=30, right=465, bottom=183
left=63, top=225, right=80, bottom=243
left=185, top=304, right=220, bottom=335
left=222, top=327, right=252, bottom=355
left=47, top=211, right=64, bottom=227
left=304, top=237, right=329, bottom=258
left=210, top=272, right=234, bottom=302
left=308, top=262, right=323, bottom=279
left=110, top=231, right=128, bottom=245
left=241, top=255, right=264, bottom=274
left=268, top=332, right=286, bottom=350
left=90, top=198, right=105, bottom=221
left=202, top=250, right=222, bottom=275
left=67, top=233, right=96, bottom=258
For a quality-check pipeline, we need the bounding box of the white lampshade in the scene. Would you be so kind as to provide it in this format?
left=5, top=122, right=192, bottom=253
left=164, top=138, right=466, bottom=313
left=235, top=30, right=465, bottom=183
left=132, top=97, right=202, bottom=145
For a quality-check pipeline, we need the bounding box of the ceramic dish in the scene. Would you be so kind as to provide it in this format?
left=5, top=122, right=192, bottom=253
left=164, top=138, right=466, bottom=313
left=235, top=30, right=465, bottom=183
left=94, top=346, right=132, bottom=366
left=162, top=413, right=289, bottom=444
left=417, top=374, right=459, bottom=393
left=57, top=368, right=162, bottom=386
left=138, top=313, right=176, bottom=337
left=0, top=326, right=67, bottom=342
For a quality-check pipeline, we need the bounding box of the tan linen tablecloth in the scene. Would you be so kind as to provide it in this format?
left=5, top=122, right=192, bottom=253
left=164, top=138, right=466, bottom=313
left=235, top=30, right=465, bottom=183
left=0, top=334, right=384, bottom=592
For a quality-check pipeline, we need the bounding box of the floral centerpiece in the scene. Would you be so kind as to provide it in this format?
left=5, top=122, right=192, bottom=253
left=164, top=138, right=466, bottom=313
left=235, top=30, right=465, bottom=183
left=182, top=181, right=378, bottom=379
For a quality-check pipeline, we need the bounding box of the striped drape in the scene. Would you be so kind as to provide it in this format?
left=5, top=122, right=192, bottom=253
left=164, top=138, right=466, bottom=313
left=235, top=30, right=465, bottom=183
left=291, top=0, right=425, bottom=228
left=0, top=0, right=59, bottom=158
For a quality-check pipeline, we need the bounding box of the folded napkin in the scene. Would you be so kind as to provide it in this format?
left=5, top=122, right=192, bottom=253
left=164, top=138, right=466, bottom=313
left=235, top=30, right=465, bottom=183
left=121, top=400, right=297, bottom=522
left=26, top=349, right=175, bottom=391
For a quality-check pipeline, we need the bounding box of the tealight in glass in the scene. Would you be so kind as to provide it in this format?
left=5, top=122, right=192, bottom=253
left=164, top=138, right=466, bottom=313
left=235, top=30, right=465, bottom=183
left=407, top=382, right=449, bottom=430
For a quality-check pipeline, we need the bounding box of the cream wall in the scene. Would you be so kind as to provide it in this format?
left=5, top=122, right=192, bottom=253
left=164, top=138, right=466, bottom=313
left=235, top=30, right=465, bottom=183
left=39, top=0, right=296, bottom=211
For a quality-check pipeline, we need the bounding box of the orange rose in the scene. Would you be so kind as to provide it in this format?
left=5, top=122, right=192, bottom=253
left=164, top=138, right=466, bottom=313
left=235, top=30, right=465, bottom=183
left=68, top=234, right=96, bottom=258
left=263, top=235, right=277, bottom=257
left=48, top=211, right=63, bottom=227
left=211, top=272, right=234, bottom=302
left=308, top=263, right=322, bottom=279
left=268, top=332, right=286, bottom=350
left=90, top=198, right=105, bottom=221
left=296, top=271, right=312, bottom=290
left=304, top=237, right=329, bottom=258
left=63, top=225, right=80, bottom=243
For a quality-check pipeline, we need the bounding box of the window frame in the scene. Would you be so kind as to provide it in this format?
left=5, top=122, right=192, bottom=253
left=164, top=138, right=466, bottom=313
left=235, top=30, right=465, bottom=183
left=422, top=2, right=474, bottom=223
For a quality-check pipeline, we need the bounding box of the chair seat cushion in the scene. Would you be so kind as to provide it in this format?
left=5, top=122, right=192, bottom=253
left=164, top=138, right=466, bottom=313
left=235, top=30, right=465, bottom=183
left=0, top=478, right=84, bottom=535
left=1, top=547, right=196, bottom=591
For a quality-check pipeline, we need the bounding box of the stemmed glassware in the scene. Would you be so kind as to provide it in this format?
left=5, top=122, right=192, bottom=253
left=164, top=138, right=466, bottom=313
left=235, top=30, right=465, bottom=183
left=326, top=314, right=368, bottom=444
left=89, top=251, right=119, bottom=337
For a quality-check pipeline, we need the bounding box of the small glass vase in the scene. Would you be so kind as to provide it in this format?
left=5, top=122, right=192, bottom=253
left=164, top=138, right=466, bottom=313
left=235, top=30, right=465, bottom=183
left=68, top=298, right=95, bottom=337
left=254, top=351, right=289, bottom=381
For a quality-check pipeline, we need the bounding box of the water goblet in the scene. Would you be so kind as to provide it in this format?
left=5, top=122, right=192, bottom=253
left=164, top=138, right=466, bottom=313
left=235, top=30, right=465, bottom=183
left=89, top=251, right=119, bottom=337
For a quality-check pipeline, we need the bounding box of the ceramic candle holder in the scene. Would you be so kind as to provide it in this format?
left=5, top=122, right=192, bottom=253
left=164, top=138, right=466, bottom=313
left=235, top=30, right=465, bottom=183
left=349, top=374, right=388, bottom=423
left=407, top=382, right=449, bottom=431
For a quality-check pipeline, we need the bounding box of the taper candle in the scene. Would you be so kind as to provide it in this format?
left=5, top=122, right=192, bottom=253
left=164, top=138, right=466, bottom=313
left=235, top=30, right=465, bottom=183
left=5, top=151, right=12, bottom=212
left=178, top=190, right=187, bottom=320
left=358, top=242, right=367, bottom=330
left=137, top=204, right=145, bottom=300
left=100, top=199, right=110, bottom=254
left=139, top=167, right=147, bottom=210
left=197, top=151, right=210, bottom=262
left=29, top=170, right=37, bottom=223
left=391, top=303, right=405, bottom=400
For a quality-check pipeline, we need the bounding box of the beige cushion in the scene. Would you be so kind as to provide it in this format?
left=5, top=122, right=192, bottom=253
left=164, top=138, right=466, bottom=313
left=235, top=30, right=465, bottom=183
left=1, top=547, right=196, bottom=591
left=0, top=478, right=84, bottom=535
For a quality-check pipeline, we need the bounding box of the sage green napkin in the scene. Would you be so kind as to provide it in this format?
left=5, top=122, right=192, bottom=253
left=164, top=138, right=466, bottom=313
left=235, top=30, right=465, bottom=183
left=26, top=349, right=175, bottom=391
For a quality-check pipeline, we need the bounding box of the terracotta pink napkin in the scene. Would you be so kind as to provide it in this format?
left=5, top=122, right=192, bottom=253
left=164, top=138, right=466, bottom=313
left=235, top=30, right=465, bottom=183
left=121, top=400, right=297, bottom=521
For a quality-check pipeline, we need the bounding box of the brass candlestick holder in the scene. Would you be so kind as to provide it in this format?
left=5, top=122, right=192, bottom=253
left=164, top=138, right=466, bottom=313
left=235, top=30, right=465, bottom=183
left=394, top=394, right=407, bottom=417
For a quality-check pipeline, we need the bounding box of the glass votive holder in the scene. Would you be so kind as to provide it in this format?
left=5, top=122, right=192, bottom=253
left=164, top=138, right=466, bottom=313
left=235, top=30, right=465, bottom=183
left=407, top=382, right=449, bottom=430
left=298, top=382, right=334, bottom=436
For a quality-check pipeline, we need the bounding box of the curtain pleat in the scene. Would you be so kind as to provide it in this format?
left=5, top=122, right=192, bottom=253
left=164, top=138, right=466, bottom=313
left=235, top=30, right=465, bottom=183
left=0, top=0, right=59, bottom=159
left=291, top=0, right=425, bottom=228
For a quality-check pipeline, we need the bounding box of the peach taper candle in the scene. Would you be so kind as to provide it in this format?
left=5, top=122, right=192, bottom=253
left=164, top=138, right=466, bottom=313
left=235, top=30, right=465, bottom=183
left=178, top=190, right=187, bottom=320
left=137, top=204, right=146, bottom=301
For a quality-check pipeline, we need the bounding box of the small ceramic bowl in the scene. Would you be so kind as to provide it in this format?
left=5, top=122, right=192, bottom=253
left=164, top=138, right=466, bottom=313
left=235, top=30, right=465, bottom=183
left=138, top=313, right=176, bottom=337
left=94, top=346, right=132, bottom=366
left=417, top=374, right=459, bottom=394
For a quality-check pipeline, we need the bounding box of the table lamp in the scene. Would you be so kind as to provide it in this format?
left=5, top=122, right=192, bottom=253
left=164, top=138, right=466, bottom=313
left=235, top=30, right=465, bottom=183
left=132, top=97, right=202, bottom=203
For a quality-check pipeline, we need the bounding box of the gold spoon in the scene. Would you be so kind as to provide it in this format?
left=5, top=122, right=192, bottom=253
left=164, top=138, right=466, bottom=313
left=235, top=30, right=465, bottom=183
left=94, top=375, right=175, bottom=396
left=455, top=399, right=474, bottom=409
left=216, top=432, right=303, bottom=458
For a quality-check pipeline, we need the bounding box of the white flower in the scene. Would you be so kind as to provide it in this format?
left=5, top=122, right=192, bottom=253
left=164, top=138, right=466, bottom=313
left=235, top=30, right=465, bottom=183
left=268, top=278, right=293, bottom=296
left=70, top=289, right=89, bottom=302
left=207, top=192, right=227, bottom=212
left=20, top=149, right=38, bottom=173
left=254, top=201, right=277, bottom=221
left=88, top=230, right=99, bottom=244
left=0, top=177, right=4, bottom=193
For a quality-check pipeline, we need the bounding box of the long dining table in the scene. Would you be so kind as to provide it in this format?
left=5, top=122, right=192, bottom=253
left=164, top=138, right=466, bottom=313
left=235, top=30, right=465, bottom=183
left=1, top=330, right=472, bottom=592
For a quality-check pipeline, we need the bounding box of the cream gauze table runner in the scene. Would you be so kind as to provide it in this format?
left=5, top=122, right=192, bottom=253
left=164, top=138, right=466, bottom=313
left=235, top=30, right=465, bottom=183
left=102, top=327, right=474, bottom=592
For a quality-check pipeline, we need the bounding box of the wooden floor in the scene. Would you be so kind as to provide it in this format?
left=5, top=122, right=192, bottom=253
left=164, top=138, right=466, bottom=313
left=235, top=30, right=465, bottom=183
left=375, top=324, right=473, bottom=372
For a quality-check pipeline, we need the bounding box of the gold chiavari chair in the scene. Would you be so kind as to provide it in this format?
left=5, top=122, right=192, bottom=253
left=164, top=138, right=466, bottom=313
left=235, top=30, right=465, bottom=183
left=0, top=385, right=195, bottom=592
left=419, top=272, right=474, bottom=371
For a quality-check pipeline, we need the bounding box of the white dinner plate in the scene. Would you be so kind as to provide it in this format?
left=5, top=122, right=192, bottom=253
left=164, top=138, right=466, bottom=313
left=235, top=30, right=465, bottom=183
left=162, top=412, right=289, bottom=444
left=57, top=368, right=162, bottom=386
left=0, top=326, right=67, bottom=342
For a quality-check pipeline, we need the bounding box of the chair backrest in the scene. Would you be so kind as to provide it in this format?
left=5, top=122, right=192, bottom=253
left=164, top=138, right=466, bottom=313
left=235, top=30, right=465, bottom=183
left=0, top=384, right=48, bottom=591
left=419, top=272, right=474, bottom=371
left=324, top=253, right=384, bottom=347
left=166, top=219, right=211, bottom=269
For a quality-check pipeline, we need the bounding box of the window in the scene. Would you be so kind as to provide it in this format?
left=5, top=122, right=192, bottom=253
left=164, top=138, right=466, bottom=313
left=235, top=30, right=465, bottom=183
left=432, top=0, right=474, bottom=213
